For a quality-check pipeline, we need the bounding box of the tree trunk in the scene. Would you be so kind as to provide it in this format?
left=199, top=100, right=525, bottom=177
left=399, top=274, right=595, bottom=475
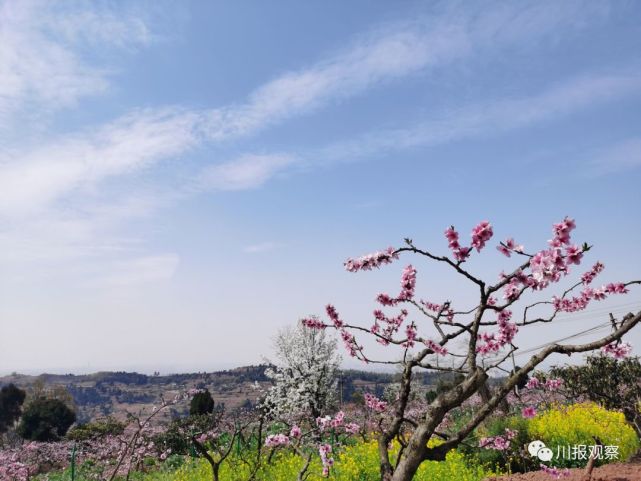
left=297, top=452, right=313, bottom=481
left=623, top=409, right=641, bottom=440
left=388, top=368, right=488, bottom=481
left=378, top=434, right=394, bottom=481
left=390, top=424, right=431, bottom=481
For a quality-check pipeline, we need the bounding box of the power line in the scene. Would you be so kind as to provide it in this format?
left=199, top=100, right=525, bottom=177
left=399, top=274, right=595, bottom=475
left=513, top=322, right=613, bottom=358
left=551, top=300, right=641, bottom=324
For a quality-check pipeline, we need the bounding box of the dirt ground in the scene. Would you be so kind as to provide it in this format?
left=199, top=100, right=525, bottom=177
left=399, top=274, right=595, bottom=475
left=486, top=460, right=641, bottom=481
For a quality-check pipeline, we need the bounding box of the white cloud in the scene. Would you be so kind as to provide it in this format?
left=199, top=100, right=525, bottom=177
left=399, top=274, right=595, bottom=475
left=199, top=154, right=295, bottom=191
left=1, top=1, right=612, bottom=215
left=317, top=72, right=641, bottom=163
left=0, top=108, right=202, bottom=216
left=194, top=71, right=641, bottom=194
left=0, top=0, right=632, bottom=285
left=0, top=10, right=464, bottom=215
left=199, top=1, right=608, bottom=142
left=201, top=21, right=469, bottom=140
left=0, top=0, right=150, bottom=130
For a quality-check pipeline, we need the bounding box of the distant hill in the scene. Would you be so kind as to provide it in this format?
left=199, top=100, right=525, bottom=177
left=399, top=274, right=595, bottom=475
left=0, top=365, right=448, bottom=425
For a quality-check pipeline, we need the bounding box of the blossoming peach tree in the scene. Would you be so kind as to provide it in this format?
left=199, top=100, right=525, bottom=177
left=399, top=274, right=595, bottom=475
left=302, top=217, right=641, bottom=481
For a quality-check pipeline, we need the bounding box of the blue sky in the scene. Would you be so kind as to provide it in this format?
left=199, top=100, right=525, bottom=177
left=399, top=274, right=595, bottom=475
left=0, top=0, right=640, bottom=374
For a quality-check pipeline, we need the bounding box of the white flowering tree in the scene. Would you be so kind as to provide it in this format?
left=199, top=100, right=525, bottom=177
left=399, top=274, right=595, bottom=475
left=264, top=322, right=341, bottom=421
left=302, top=217, right=641, bottom=481
left=262, top=323, right=352, bottom=480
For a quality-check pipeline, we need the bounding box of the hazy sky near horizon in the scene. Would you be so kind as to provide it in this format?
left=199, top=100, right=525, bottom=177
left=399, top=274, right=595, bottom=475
left=1, top=0, right=640, bottom=375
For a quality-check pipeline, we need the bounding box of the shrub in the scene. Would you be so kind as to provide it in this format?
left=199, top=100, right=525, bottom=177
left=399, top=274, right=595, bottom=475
left=17, top=398, right=76, bottom=441
left=528, top=402, right=640, bottom=468
left=551, top=354, right=641, bottom=439
left=0, top=383, right=26, bottom=433
left=66, top=417, right=125, bottom=441
left=189, top=390, right=215, bottom=416
left=460, top=414, right=532, bottom=473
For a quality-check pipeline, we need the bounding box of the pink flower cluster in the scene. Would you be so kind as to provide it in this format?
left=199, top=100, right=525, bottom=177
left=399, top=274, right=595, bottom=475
left=399, top=265, right=416, bottom=300
left=444, top=226, right=471, bottom=262
left=445, top=221, right=494, bottom=261
left=301, top=316, right=327, bottom=329
left=326, top=304, right=343, bottom=328
left=196, top=431, right=219, bottom=444
left=540, top=464, right=571, bottom=479
left=371, top=308, right=408, bottom=346
left=602, top=341, right=632, bottom=359
left=476, top=310, right=518, bottom=355
left=471, top=221, right=494, bottom=252
left=316, top=411, right=346, bottom=432
left=420, top=300, right=455, bottom=322
left=497, top=218, right=600, bottom=301
left=424, top=339, right=448, bottom=356
left=581, top=261, right=605, bottom=285
left=319, top=443, right=334, bottom=477
left=522, top=406, right=537, bottom=418
left=553, top=282, right=629, bottom=313
left=290, top=425, right=302, bottom=438
left=0, top=453, right=29, bottom=481
left=479, top=428, right=518, bottom=451
left=403, top=322, right=417, bottom=348
left=344, top=422, right=360, bottom=435
left=503, top=276, right=523, bottom=301
left=316, top=415, right=332, bottom=431
left=265, top=433, right=291, bottom=447
left=550, top=217, right=576, bottom=246
left=525, top=377, right=562, bottom=390
left=525, top=377, right=540, bottom=389
left=302, top=305, right=362, bottom=358
left=344, top=247, right=398, bottom=272
left=497, top=238, right=525, bottom=257
left=364, top=393, right=388, bottom=413
left=545, top=379, right=563, bottom=390
left=507, top=217, right=576, bottom=291
left=530, top=248, right=569, bottom=288
left=376, top=265, right=417, bottom=307
left=340, top=328, right=360, bottom=357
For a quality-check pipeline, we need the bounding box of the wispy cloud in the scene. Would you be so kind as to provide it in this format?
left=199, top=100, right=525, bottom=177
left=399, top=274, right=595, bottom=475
left=0, top=0, right=150, bottom=131
left=0, top=0, right=630, bottom=285
left=198, top=1, right=609, bottom=142
left=243, top=242, right=283, bottom=254
left=201, top=21, right=469, bottom=141
left=201, top=71, right=641, bottom=192
left=199, top=154, right=295, bottom=191
left=1, top=7, right=467, bottom=214
left=0, top=108, right=202, bottom=216
left=1, top=1, right=611, bottom=215
left=587, top=137, right=641, bottom=175
left=316, top=72, right=641, bottom=164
